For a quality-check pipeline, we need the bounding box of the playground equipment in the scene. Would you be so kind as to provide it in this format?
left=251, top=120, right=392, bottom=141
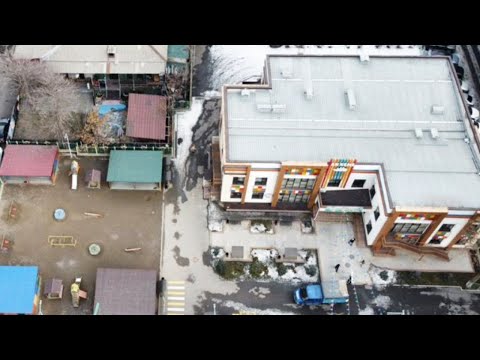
left=44, top=278, right=64, bottom=299
left=70, top=277, right=88, bottom=307
left=85, top=169, right=101, bottom=189
left=69, top=161, right=79, bottom=190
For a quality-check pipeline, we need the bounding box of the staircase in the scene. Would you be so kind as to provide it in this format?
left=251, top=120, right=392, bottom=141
left=379, top=235, right=450, bottom=261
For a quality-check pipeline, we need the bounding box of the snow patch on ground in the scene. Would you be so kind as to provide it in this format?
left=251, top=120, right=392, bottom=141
left=222, top=300, right=295, bottom=315
left=208, top=45, right=424, bottom=90
left=369, top=266, right=397, bottom=287
left=211, top=247, right=225, bottom=259
left=247, top=248, right=319, bottom=283
left=358, top=306, right=375, bottom=315
left=252, top=249, right=278, bottom=263
left=201, top=90, right=221, bottom=99
left=174, top=98, right=204, bottom=180
left=373, top=295, right=392, bottom=309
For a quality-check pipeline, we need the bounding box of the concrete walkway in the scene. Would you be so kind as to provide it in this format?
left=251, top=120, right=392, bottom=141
left=211, top=220, right=475, bottom=290
left=161, top=183, right=238, bottom=315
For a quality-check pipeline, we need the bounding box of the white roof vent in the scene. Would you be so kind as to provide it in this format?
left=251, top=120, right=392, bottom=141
left=431, top=105, right=445, bottom=115
left=360, top=53, right=370, bottom=62
left=257, top=104, right=272, bottom=113
left=304, top=88, right=313, bottom=100
left=281, top=69, right=292, bottom=78
left=431, top=128, right=439, bottom=139
left=241, top=89, right=250, bottom=97
left=272, top=104, right=287, bottom=113
left=415, top=128, right=423, bottom=139
left=346, top=89, right=357, bottom=110
left=107, top=45, right=117, bottom=56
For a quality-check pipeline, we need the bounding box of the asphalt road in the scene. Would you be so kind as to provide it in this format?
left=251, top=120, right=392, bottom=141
left=194, top=280, right=480, bottom=315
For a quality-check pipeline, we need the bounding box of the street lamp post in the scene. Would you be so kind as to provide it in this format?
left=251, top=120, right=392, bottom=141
left=64, top=133, right=73, bottom=159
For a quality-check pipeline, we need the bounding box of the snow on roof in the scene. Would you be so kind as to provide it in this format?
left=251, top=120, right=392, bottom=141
left=13, top=45, right=168, bottom=74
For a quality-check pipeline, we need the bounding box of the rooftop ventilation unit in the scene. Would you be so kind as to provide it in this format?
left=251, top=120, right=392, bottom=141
left=346, top=89, right=357, bottom=110
left=431, top=105, right=445, bottom=115
left=107, top=45, right=117, bottom=57
left=431, top=128, right=439, bottom=139
left=281, top=69, right=292, bottom=78
left=257, top=104, right=272, bottom=112
left=272, top=104, right=287, bottom=113
left=241, top=89, right=250, bottom=97
left=360, top=53, right=370, bottom=62
left=415, top=128, right=423, bottom=139
left=304, top=88, right=314, bottom=100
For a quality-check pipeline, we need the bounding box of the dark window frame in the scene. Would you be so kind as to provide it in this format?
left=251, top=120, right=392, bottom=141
left=328, top=178, right=341, bottom=188
left=254, top=177, right=268, bottom=186
left=232, top=177, right=245, bottom=185
left=252, top=193, right=265, bottom=200
left=230, top=191, right=242, bottom=199
left=438, top=224, right=455, bottom=232
left=352, top=179, right=366, bottom=188
left=370, top=185, right=376, bottom=199
left=374, top=207, right=380, bottom=221
left=366, top=221, right=373, bottom=234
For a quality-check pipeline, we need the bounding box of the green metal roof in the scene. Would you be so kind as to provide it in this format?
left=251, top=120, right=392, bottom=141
left=107, top=150, right=163, bottom=183
left=167, top=45, right=189, bottom=61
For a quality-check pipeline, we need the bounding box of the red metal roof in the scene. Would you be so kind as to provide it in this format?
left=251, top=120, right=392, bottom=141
left=126, top=94, right=167, bottom=141
left=0, top=145, right=58, bottom=177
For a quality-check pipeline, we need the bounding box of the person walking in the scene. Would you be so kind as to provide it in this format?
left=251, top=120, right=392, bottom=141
left=360, top=260, right=365, bottom=267
left=348, top=238, right=356, bottom=246
left=334, top=264, right=340, bottom=272
left=347, top=276, right=352, bottom=285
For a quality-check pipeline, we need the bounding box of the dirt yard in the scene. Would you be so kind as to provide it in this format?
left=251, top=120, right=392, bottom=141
left=0, top=157, right=162, bottom=315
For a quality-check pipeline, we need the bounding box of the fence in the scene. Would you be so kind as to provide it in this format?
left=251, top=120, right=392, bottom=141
left=6, top=139, right=171, bottom=157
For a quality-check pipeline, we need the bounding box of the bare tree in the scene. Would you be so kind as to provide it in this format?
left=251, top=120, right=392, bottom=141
left=0, top=52, right=80, bottom=140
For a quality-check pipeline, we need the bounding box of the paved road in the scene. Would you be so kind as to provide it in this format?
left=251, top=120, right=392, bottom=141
left=194, top=280, right=480, bottom=315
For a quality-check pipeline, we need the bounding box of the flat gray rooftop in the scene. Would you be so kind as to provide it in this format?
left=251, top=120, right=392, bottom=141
left=225, top=56, right=480, bottom=208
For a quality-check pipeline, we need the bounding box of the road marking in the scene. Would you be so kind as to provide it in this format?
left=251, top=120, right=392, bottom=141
left=167, top=307, right=185, bottom=312
left=168, top=291, right=185, bottom=296
left=168, top=285, right=185, bottom=290
left=168, top=302, right=185, bottom=307
left=166, top=280, right=186, bottom=315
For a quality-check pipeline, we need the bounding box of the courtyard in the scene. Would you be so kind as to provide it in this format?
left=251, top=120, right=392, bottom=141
left=0, top=157, right=162, bottom=315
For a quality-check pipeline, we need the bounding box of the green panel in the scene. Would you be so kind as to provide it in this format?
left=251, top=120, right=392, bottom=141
left=107, top=150, right=163, bottom=183
left=167, top=45, right=190, bottom=61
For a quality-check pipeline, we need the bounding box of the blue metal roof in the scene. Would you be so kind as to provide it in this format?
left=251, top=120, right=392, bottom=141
left=0, top=266, right=38, bottom=314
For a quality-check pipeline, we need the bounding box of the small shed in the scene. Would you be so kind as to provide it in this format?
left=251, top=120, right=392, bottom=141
left=85, top=169, right=101, bottom=189
left=93, top=268, right=157, bottom=315
left=107, top=150, right=163, bottom=190
left=0, top=145, right=59, bottom=185
left=44, top=278, right=64, bottom=299
left=126, top=94, right=167, bottom=141
left=0, top=266, right=41, bottom=315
